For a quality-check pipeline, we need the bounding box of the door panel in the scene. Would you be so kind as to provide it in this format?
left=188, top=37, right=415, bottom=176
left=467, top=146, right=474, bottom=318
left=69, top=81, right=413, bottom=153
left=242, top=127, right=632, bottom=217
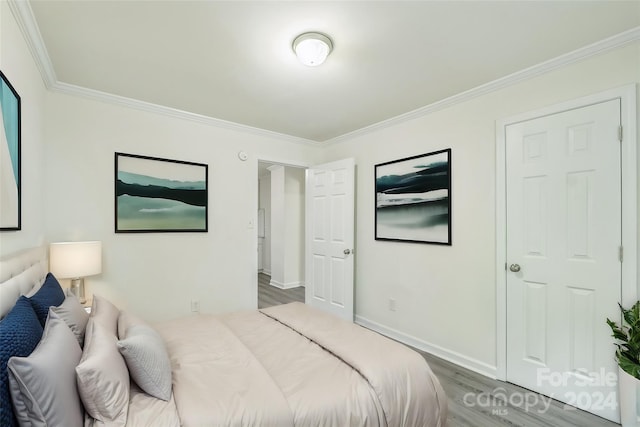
left=305, top=158, right=355, bottom=321
left=506, top=99, right=621, bottom=422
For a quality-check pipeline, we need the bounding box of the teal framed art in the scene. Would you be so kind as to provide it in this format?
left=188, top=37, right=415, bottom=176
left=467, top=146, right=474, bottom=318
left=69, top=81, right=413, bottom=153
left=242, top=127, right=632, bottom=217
left=0, top=71, right=21, bottom=231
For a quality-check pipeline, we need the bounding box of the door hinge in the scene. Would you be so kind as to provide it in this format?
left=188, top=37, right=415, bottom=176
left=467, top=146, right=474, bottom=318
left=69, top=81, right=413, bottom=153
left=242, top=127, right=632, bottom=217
left=618, top=125, right=623, bottom=142
left=619, top=246, right=624, bottom=263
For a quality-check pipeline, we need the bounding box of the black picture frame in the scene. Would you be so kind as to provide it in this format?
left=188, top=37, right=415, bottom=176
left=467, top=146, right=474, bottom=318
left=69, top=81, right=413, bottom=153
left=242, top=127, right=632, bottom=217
left=0, top=71, right=21, bottom=231
left=375, top=148, right=451, bottom=245
left=115, top=152, right=208, bottom=233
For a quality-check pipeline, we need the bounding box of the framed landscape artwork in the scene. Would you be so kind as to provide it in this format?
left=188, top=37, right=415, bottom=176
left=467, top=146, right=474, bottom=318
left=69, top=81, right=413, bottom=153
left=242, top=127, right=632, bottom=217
left=0, top=71, right=21, bottom=231
left=375, top=148, right=451, bottom=245
left=115, top=152, right=208, bottom=233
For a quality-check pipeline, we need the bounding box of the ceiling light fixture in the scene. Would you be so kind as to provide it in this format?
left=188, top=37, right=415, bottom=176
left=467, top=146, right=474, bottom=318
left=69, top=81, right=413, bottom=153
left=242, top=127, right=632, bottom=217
left=292, top=32, right=333, bottom=67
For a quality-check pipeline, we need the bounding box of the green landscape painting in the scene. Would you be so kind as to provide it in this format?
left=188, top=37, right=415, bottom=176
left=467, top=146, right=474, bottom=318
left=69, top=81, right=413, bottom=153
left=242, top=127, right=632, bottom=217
left=115, top=153, right=208, bottom=232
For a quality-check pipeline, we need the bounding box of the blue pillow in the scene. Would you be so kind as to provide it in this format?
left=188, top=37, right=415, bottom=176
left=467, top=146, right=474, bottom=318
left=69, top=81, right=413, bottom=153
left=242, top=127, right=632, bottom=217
left=28, top=273, right=65, bottom=326
left=0, top=296, right=44, bottom=427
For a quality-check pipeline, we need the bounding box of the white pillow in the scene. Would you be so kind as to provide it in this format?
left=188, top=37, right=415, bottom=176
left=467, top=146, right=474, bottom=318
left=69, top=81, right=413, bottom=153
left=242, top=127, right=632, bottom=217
left=51, top=293, right=89, bottom=347
left=118, top=320, right=172, bottom=401
left=76, top=318, right=129, bottom=425
left=8, top=309, right=84, bottom=427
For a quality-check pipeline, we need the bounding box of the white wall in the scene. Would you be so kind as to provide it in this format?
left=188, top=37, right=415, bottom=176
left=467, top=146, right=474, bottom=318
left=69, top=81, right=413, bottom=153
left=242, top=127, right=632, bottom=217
left=43, top=92, right=322, bottom=321
left=284, top=167, right=305, bottom=286
left=258, top=171, right=271, bottom=274
left=268, top=165, right=305, bottom=288
left=0, top=2, right=47, bottom=257
left=323, top=42, right=640, bottom=376
left=269, top=165, right=285, bottom=284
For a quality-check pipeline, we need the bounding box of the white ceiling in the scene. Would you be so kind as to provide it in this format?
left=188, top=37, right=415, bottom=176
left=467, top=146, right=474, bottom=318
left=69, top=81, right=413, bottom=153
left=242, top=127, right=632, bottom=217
left=27, top=1, right=640, bottom=143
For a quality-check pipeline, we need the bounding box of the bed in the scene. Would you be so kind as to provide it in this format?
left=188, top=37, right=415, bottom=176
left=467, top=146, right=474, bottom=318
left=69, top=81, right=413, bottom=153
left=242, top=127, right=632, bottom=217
left=0, top=246, right=447, bottom=427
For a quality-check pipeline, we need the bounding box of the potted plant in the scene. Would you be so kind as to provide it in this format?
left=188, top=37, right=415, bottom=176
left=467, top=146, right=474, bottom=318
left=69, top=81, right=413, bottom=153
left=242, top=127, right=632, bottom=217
left=608, top=301, right=640, bottom=426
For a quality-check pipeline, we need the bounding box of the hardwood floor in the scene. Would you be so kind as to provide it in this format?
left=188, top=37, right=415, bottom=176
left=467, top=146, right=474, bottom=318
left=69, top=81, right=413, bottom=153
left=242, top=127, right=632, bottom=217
left=419, top=352, right=617, bottom=427
left=257, top=273, right=618, bottom=426
left=258, top=273, right=304, bottom=309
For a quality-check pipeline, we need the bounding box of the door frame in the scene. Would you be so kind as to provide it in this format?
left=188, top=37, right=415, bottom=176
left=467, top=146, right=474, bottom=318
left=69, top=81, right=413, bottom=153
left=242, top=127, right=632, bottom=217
left=495, top=84, right=637, bottom=381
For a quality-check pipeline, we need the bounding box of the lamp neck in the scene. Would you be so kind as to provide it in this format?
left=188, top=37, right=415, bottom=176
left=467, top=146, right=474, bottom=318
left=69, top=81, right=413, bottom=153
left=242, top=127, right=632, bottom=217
left=69, top=277, right=86, bottom=304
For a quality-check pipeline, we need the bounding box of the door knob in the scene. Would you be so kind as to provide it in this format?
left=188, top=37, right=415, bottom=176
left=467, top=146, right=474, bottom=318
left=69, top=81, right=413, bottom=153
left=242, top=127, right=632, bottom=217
left=343, top=249, right=351, bottom=255
left=509, top=264, right=521, bottom=273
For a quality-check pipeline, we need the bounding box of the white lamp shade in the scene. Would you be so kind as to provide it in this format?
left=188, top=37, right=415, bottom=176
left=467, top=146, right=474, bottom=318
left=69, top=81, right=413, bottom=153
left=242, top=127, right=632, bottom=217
left=293, top=33, right=332, bottom=67
left=49, top=241, right=102, bottom=279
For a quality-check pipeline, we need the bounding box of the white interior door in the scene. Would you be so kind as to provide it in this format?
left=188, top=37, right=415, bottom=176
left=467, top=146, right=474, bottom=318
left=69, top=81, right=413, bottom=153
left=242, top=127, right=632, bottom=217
left=505, top=99, right=621, bottom=422
left=305, top=158, right=355, bottom=321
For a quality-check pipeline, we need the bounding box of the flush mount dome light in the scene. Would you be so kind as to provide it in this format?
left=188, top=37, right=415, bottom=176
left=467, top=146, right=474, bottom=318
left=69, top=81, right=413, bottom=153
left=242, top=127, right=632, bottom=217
left=293, top=32, right=333, bottom=67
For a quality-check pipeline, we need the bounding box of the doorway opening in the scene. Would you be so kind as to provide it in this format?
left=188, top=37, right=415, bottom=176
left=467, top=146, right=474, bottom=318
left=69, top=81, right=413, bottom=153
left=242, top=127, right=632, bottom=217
left=257, top=160, right=306, bottom=309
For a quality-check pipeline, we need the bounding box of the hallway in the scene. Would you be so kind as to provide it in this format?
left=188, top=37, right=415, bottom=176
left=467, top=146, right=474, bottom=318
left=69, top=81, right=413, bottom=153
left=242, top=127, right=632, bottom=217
left=258, top=273, right=305, bottom=309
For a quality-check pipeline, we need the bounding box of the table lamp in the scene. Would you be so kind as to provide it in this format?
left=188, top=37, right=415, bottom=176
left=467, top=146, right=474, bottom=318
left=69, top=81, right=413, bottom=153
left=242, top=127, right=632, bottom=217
left=49, top=241, right=102, bottom=304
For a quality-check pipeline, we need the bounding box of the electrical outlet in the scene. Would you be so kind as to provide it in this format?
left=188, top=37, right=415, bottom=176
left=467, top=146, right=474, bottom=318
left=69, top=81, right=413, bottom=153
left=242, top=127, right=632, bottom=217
left=191, top=300, right=200, bottom=313
left=388, top=298, right=396, bottom=312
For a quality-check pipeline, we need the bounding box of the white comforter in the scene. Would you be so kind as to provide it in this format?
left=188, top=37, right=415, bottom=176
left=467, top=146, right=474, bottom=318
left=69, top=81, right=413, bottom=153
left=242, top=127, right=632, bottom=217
left=138, top=303, right=447, bottom=427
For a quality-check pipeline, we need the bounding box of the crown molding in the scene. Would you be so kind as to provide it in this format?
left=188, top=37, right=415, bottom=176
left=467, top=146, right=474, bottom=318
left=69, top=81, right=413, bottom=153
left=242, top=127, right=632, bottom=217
left=50, top=82, right=320, bottom=146
left=9, top=0, right=639, bottom=146
left=325, top=26, right=640, bottom=145
left=8, top=0, right=320, bottom=147
left=54, top=82, right=320, bottom=146
left=8, top=0, right=57, bottom=88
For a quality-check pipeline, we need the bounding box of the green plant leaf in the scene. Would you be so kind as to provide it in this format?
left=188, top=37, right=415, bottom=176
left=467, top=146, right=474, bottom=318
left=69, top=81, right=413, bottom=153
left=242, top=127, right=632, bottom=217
left=619, top=353, right=640, bottom=380
left=608, top=302, right=640, bottom=377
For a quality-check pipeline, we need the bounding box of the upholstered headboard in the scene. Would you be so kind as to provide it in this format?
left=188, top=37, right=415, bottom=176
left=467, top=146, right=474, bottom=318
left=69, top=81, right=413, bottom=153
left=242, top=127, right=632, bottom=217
left=0, top=246, right=48, bottom=319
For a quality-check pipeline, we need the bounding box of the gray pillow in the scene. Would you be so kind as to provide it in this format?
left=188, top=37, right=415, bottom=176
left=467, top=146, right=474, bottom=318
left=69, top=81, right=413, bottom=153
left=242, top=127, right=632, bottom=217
left=51, top=293, right=89, bottom=347
left=76, top=318, right=129, bottom=425
left=7, top=309, right=84, bottom=427
left=117, top=321, right=172, bottom=401
left=90, top=295, right=120, bottom=334
left=117, top=310, right=145, bottom=340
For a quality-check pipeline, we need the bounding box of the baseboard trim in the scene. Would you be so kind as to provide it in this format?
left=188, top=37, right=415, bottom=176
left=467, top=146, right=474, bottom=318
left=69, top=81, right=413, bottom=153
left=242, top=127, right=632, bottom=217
left=355, top=315, right=497, bottom=379
left=269, top=279, right=304, bottom=290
